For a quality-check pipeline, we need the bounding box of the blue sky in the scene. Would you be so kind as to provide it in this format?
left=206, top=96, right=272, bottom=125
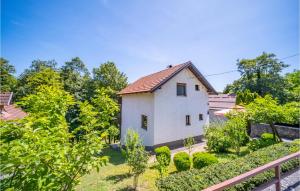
left=1, top=0, right=299, bottom=91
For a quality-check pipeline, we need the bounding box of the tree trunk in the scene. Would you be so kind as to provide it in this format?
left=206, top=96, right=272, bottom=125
left=133, top=175, right=139, bottom=190
left=270, top=123, right=282, bottom=142
left=246, top=120, right=251, bottom=136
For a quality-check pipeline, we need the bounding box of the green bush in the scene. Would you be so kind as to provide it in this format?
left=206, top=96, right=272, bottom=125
left=156, top=142, right=299, bottom=191
left=205, top=122, right=231, bottom=153
left=155, top=146, right=171, bottom=177
left=155, top=146, right=171, bottom=165
left=173, top=152, right=191, bottom=171
left=248, top=133, right=278, bottom=151
left=192, top=152, right=218, bottom=169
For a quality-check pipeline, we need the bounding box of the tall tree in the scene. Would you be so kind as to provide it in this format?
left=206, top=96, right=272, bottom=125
left=0, top=58, right=17, bottom=92
left=224, top=52, right=288, bottom=103
left=15, top=60, right=61, bottom=100
left=60, top=57, right=90, bottom=100
left=284, top=70, right=300, bottom=102
left=92, top=61, right=128, bottom=97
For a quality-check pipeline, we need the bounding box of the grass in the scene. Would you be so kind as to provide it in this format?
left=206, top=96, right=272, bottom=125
left=76, top=146, right=247, bottom=191
left=76, top=147, right=177, bottom=191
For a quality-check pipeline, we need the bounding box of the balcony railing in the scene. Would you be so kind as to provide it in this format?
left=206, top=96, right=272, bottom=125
left=203, top=151, right=300, bottom=191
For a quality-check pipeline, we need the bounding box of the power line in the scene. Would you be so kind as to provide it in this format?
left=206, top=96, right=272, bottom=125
left=204, top=53, right=299, bottom=77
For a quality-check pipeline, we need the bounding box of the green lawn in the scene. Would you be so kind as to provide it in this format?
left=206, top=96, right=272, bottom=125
left=76, top=146, right=248, bottom=191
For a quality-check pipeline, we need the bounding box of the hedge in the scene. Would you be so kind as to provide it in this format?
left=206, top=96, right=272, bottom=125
left=156, top=142, right=299, bottom=191
left=173, top=152, right=191, bottom=171
left=192, top=152, right=218, bottom=169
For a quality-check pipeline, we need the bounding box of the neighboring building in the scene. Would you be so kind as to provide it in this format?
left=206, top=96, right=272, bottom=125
left=0, top=92, right=27, bottom=121
left=208, top=94, right=244, bottom=121
left=118, top=61, right=217, bottom=149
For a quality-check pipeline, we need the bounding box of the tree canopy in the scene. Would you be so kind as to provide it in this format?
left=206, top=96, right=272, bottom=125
left=0, top=57, right=17, bottom=92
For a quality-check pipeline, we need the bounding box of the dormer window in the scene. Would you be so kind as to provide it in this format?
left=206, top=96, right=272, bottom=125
left=177, top=83, right=186, bottom=96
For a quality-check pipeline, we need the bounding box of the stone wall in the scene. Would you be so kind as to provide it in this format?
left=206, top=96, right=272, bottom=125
left=251, top=123, right=300, bottom=140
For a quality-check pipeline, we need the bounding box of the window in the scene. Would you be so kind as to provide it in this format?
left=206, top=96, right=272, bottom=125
left=186, top=115, right=191, bottom=126
left=141, top=115, right=148, bottom=130
left=177, top=83, right=186, bottom=96
left=195, top=85, right=199, bottom=91
left=199, top=114, right=203, bottom=120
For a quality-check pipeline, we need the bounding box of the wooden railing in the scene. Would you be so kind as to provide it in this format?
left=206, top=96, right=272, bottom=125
left=203, top=151, right=300, bottom=191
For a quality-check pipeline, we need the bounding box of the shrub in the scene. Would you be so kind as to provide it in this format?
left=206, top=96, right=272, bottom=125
left=192, top=152, right=218, bottom=169
left=205, top=122, right=231, bottom=153
left=248, top=133, right=278, bottom=151
left=155, top=146, right=171, bottom=177
left=183, top=137, right=195, bottom=155
left=156, top=142, right=299, bottom=191
left=173, top=152, right=191, bottom=171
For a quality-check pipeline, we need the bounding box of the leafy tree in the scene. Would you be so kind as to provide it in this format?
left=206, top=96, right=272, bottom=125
left=15, top=60, right=61, bottom=100
left=236, top=89, right=259, bottom=105
left=224, top=116, right=249, bottom=155
left=282, top=102, right=300, bottom=125
left=0, top=57, right=17, bottom=92
left=284, top=70, right=300, bottom=102
left=91, top=88, right=120, bottom=129
left=122, top=129, right=149, bottom=190
left=246, top=95, right=284, bottom=141
left=183, top=137, right=195, bottom=155
left=60, top=57, right=90, bottom=100
left=0, top=86, right=108, bottom=190
left=224, top=52, right=289, bottom=103
left=92, top=61, right=128, bottom=98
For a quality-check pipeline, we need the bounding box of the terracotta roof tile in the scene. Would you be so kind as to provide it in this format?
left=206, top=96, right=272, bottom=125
left=119, top=61, right=217, bottom=95
left=208, top=94, right=238, bottom=110
left=0, top=105, right=27, bottom=121
left=0, top=92, right=13, bottom=105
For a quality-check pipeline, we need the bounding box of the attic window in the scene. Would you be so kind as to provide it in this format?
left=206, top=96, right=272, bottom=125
left=177, top=83, right=186, bottom=96
left=141, top=115, right=148, bottom=130
left=195, top=85, right=199, bottom=91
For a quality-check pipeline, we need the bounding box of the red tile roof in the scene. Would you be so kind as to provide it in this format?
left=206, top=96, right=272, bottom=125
left=119, top=61, right=217, bottom=95
left=0, top=105, right=27, bottom=121
left=0, top=92, right=27, bottom=121
left=0, top=92, right=13, bottom=105
left=208, top=94, right=238, bottom=110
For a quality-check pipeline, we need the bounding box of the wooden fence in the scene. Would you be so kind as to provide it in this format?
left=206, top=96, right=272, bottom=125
left=203, top=151, right=300, bottom=191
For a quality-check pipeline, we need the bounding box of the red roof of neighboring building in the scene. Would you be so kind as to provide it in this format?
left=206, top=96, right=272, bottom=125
left=118, top=61, right=217, bottom=95
left=0, top=92, right=13, bottom=105
left=0, top=105, right=27, bottom=121
left=0, top=92, right=27, bottom=121
left=208, top=94, right=240, bottom=110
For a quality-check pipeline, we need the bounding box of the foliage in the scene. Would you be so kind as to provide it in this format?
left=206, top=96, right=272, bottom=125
left=0, top=57, right=17, bottom=92
left=60, top=57, right=90, bottom=100
left=183, top=137, right=195, bottom=155
left=224, top=52, right=289, bottom=103
left=122, top=129, right=149, bottom=189
left=107, top=125, right=120, bottom=143
left=173, top=152, right=191, bottom=172
left=92, top=61, right=128, bottom=98
left=192, top=152, right=218, bottom=169
left=248, top=133, right=278, bottom=151
left=205, top=122, right=231, bottom=153
left=154, top=146, right=171, bottom=177
left=224, top=116, right=249, bottom=154
left=0, top=86, right=108, bottom=190
left=156, top=142, right=299, bottom=191
left=236, top=89, right=259, bottom=105
left=284, top=70, right=300, bottom=102
left=282, top=102, right=300, bottom=125
left=91, top=88, right=120, bottom=129
left=246, top=95, right=284, bottom=141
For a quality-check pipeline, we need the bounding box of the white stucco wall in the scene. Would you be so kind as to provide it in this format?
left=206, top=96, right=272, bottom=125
left=120, top=93, right=154, bottom=146
left=153, top=68, right=209, bottom=145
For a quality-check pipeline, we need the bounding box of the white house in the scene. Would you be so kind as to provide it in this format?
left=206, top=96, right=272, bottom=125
left=118, top=61, right=217, bottom=150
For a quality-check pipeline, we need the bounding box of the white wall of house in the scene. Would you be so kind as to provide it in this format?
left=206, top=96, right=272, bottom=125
left=120, top=93, right=154, bottom=146
left=153, top=68, right=209, bottom=145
